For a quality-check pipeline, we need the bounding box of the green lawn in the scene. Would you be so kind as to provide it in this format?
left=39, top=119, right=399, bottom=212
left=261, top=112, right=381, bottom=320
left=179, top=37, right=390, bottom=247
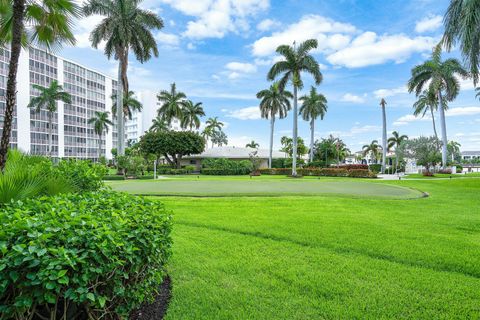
left=405, top=172, right=480, bottom=179
left=110, top=176, right=480, bottom=319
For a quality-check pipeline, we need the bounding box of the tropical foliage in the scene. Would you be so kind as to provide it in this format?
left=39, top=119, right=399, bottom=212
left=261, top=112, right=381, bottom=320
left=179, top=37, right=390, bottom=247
left=150, top=115, right=170, bottom=132
left=363, top=140, right=382, bottom=164
left=181, top=100, right=205, bottom=130
left=88, top=111, right=113, bottom=158
left=246, top=140, right=260, bottom=149
left=157, top=82, right=187, bottom=124
left=412, top=88, right=446, bottom=141
left=388, top=131, right=408, bottom=173
left=112, top=90, right=143, bottom=120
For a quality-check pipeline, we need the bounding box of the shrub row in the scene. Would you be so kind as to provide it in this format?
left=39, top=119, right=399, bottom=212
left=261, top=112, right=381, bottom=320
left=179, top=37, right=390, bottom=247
left=0, top=191, right=173, bottom=319
left=201, top=158, right=252, bottom=175
left=201, top=168, right=251, bottom=175
left=368, top=164, right=382, bottom=173
left=157, top=168, right=190, bottom=175
left=259, top=168, right=376, bottom=178
left=103, top=174, right=125, bottom=180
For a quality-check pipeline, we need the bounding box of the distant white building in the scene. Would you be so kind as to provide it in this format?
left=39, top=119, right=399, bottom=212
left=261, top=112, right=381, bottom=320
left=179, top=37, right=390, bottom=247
left=461, top=151, right=480, bottom=161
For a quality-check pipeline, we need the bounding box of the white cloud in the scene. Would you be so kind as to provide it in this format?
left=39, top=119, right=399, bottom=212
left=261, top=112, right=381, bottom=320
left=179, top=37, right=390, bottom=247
left=415, top=15, right=443, bottom=33
left=327, top=32, right=437, bottom=68
left=155, top=31, right=180, bottom=46
left=256, top=18, right=280, bottom=32
left=446, top=107, right=480, bottom=117
left=252, top=15, right=356, bottom=56
left=225, top=106, right=261, bottom=120
left=393, top=114, right=432, bottom=126
left=73, top=15, right=105, bottom=49
left=161, top=0, right=269, bottom=39
left=373, top=86, right=408, bottom=98
left=341, top=93, right=365, bottom=103
left=350, top=125, right=381, bottom=134
left=224, top=62, right=257, bottom=79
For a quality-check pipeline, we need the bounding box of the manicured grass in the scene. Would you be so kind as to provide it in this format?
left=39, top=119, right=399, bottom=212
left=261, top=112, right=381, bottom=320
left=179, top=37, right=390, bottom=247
left=111, top=177, right=480, bottom=318
left=405, top=172, right=480, bottom=179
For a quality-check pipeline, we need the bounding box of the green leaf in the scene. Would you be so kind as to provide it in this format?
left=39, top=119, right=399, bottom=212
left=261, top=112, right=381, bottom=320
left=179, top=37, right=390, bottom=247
left=58, top=269, right=68, bottom=277
left=86, top=292, right=95, bottom=302
left=9, top=271, right=19, bottom=282
left=98, top=296, right=107, bottom=308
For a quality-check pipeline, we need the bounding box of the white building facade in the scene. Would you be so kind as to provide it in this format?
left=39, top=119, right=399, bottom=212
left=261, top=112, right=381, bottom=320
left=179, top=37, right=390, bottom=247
left=0, top=46, right=119, bottom=160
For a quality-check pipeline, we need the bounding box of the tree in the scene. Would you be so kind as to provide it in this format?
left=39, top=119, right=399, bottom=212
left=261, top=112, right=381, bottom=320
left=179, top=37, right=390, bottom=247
left=476, top=87, right=480, bottom=100
left=245, top=140, right=259, bottom=149
left=84, top=0, right=163, bottom=157
left=407, top=45, right=468, bottom=168
left=210, top=130, right=228, bottom=148
left=157, top=83, right=186, bottom=125
left=0, top=0, right=78, bottom=169
left=112, top=90, right=143, bottom=120
left=203, top=117, right=224, bottom=147
left=412, top=88, right=446, bottom=141
left=280, top=136, right=308, bottom=159
left=27, top=80, right=72, bottom=156
left=388, top=131, right=408, bottom=174
left=181, top=100, right=205, bottom=130
left=313, top=135, right=338, bottom=164
left=362, top=140, right=382, bottom=164
left=268, top=39, right=322, bottom=176
left=150, top=115, right=169, bottom=133
left=399, top=136, right=441, bottom=172
left=257, top=82, right=292, bottom=168
left=88, top=111, right=113, bottom=159
left=299, top=86, right=327, bottom=163
left=442, top=0, right=480, bottom=84
left=447, top=140, right=461, bottom=163
left=380, top=98, right=388, bottom=173
left=139, top=131, right=205, bottom=169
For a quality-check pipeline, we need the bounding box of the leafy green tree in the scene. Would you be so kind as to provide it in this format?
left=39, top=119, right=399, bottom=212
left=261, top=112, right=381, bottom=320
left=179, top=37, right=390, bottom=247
left=28, top=80, right=72, bottom=156
left=211, top=130, right=228, bottom=148
left=150, top=115, right=169, bottom=132
left=442, top=0, right=480, bottom=84
left=203, top=117, right=224, bottom=147
left=139, top=130, right=205, bottom=168
left=157, top=83, right=186, bottom=125
left=88, top=111, right=113, bottom=159
left=0, top=0, right=78, bottom=169
left=268, top=39, right=323, bottom=176
left=447, top=140, right=461, bottom=163
left=84, top=0, right=163, bottom=157
left=280, top=136, right=308, bottom=159
left=363, top=140, right=382, bottom=164
left=112, top=90, right=143, bottom=120
left=412, top=88, right=446, bottom=141
left=299, top=86, right=327, bottom=163
left=181, top=100, right=205, bottom=130
left=408, top=45, right=468, bottom=167
left=257, top=82, right=292, bottom=168
left=399, top=136, right=441, bottom=172
left=388, top=131, right=408, bottom=173
left=245, top=140, right=259, bottom=149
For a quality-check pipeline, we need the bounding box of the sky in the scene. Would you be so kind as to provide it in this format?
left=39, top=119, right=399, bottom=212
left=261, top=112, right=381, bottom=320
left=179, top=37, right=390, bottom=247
left=61, top=0, right=480, bottom=152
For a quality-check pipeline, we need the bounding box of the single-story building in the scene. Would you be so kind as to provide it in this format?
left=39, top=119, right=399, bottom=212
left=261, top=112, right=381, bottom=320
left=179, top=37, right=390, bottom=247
left=461, top=151, right=480, bottom=161
left=180, top=146, right=286, bottom=170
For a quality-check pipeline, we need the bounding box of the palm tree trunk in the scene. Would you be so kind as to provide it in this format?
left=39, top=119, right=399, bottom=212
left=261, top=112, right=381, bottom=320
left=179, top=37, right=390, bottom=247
left=437, top=92, right=448, bottom=168
left=395, top=152, right=399, bottom=174
left=117, top=60, right=125, bottom=157
left=381, top=105, right=387, bottom=174
left=269, top=117, right=274, bottom=168
left=430, top=106, right=439, bottom=141
left=98, top=133, right=102, bottom=161
left=48, top=112, right=53, bottom=156
left=292, top=86, right=298, bottom=176
left=309, top=118, right=314, bottom=163
left=0, top=0, right=26, bottom=170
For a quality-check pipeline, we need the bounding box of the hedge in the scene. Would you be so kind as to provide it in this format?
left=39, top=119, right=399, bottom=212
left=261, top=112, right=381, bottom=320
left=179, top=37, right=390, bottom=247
left=103, top=174, right=125, bottom=180
left=201, top=168, right=251, bottom=175
left=369, top=164, right=382, bottom=173
left=259, top=168, right=376, bottom=178
left=0, top=191, right=173, bottom=319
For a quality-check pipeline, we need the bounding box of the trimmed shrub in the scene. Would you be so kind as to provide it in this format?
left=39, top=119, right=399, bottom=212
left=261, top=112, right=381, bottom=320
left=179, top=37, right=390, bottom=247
left=103, top=174, right=125, bottom=180
left=137, top=175, right=155, bottom=180
left=56, top=159, right=107, bottom=192
left=258, top=168, right=292, bottom=175
left=369, top=164, right=382, bottom=173
left=259, top=167, right=376, bottom=178
left=271, top=158, right=288, bottom=168
left=201, top=158, right=252, bottom=175
left=438, top=169, right=452, bottom=174
left=0, top=191, right=172, bottom=319
left=423, top=171, right=434, bottom=176
left=455, top=165, right=463, bottom=173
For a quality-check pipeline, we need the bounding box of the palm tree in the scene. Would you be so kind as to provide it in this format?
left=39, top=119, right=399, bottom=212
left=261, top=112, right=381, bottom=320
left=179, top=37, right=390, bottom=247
left=447, top=140, right=461, bottom=162
left=0, top=0, right=78, bottom=169
left=205, top=117, right=224, bottom=132
left=28, top=80, right=72, bottom=156
left=362, top=140, right=382, bottom=164
left=388, top=131, right=408, bottom=174
left=380, top=98, right=387, bottom=174
left=257, top=82, right=292, bottom=168
left=181, top=100, right=205, bottom=130
left=150, top=115, right=169, bottom=132
left=88, top=111, right=113, bottom=159
left=442, top=0, right=480, bottom=85
left=299, top=86, right=327, bottom=163
left=84, top=0, right=163, bottom=157
left=268, top=39, right=323, bottom=176
left=211, top=130, right=228, bottom=148
left=112, top=91, right=143, bottom=120
left=412, top=88, right=447, bottom=142
left=157, top=83, right=186, bottom=125
left=407, top=45, right=468, bottom=168
left=246, top=140, right=259, bottom=149
left=476, top=87, right=480, bottom=100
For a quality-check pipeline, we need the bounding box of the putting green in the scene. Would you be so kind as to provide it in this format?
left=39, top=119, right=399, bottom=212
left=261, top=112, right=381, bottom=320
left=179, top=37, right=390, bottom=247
left=108, top=178, right=424, bottom=199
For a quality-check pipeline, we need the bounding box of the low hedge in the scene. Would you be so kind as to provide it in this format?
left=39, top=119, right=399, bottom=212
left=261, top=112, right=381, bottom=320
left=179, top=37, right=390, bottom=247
left=157, top=168, right=190, bottom=175
left=137, top=174, right=155, bottom=180
left=103, top=174, right=125, bottom=180
left=201, top=168, right=251, bottom=175
left=259, top=168, right=376, bottom=178
left=369, top=164, right=382, bottom=173
left=0, top=191, right=173, bottom=319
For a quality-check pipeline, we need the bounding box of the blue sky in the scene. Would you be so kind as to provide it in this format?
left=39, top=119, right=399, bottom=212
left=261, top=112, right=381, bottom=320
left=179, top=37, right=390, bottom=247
left=62, top=0, right=480, bottom=152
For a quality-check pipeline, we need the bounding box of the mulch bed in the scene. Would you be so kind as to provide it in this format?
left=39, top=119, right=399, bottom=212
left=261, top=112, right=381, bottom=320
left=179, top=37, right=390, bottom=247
left=130, top=275, right=172, bottom=320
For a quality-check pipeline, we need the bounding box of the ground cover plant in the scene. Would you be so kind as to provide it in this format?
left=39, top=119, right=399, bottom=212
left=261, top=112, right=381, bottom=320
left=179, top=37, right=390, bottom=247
left=110, top=176, right=480, bottom=319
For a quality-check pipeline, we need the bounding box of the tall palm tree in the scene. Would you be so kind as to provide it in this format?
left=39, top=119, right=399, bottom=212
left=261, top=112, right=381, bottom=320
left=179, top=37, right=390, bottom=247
left=299, top=86, right=327, bottom=163
left=447, top=140, right=461, bottom=162
left=28, top=80, right=72, bottom=156
left=407, top=45, right=468, bottom=168
left=412, top=88, right=447, bottom=141
left=0, top=0, right=78, bottom=169
left=362, top=140, right=382, bottom=164
left=246, top=140, right=259, bottom=149
left=268, top=39, right=323, bottom=176
left=150, top=115, right=169, bottom=132
left=380, top=98, right=387, bottom=174
left=388, top=131, right=408, bottom=174
left=205, top=117, right=224, bottom=132
left=181, top=100, right=205, bottom=130
left=84, top=0, right=163, bottom=157
left=112, top=90, right=143, bottom=120
left=88, top=111, right=113, bottom=159
left=157, top=83, right=186, bottom=125
left=257, top=82, right=292, bottom=168
left=442, top=0, right=480, bottom=85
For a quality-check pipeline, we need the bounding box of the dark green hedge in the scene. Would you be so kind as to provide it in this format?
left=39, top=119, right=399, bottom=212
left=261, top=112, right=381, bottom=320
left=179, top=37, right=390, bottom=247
left=103, top=174, right=125, bottom=180
left=0, top=191, right=172, bottom=319
left=259, top=168, right=377, bottom=178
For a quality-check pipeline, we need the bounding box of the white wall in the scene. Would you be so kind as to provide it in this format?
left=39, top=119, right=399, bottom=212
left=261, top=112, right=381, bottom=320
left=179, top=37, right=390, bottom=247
left=57, top=56, right=65, bottom=158
left=105, top=79, right=113, bottom=159
left=16, top=48, right=30, bottom=153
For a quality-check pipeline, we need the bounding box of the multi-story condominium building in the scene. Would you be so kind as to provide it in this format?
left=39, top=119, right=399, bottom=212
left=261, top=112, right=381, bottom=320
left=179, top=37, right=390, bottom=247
left=0, top=46, right=120, bottom=160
